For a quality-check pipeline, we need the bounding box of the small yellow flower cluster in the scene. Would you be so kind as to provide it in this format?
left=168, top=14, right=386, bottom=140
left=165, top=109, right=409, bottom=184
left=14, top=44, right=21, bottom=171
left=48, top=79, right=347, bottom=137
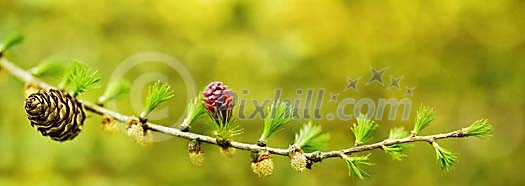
left=251, top=151, right=274, bottom=177
left=188, top=140, right=205, bottom=166
left=127, top=117, right=151, bottom=145
left=289, top=145, right=308, bottom=172
left=101, top=115, right=118, bottom=134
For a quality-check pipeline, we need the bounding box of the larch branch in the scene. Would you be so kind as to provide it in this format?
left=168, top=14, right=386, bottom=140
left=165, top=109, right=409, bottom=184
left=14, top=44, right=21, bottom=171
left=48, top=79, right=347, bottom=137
left=0, top=57, right=469, bottom=163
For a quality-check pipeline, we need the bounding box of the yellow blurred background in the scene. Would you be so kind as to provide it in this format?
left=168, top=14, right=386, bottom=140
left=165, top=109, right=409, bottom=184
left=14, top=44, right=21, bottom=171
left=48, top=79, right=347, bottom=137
left=0, top=0, right=523, bottom=185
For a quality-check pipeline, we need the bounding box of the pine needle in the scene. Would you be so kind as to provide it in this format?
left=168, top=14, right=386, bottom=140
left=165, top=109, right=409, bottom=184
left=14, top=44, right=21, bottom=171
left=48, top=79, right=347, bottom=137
left=432, top=142, right=457, bottom=172
left=261, top=101, right=293, bottom=141
left=388, top=127, right=409, bottom=140
left=352, top=114, right=378, bottom=145
left=141, top=80, right=174, bottom=118
left=98, top=80, right=131, bottom=104
left=294, top=122, right=330, bottom=153
left=412, top=104, right=434, bottom=135
left=30, top=59, right=69, bottom=77
left=342, top=154, right=373, bottom=180
left=0, top=32, right=23, bottom=53
left=184, top=95, right=207, bottom=125
left=463, top=119, right=493, bottom=139
left=214, top=123, right=244, bottom=140
left=383, top=127, right=410, bottom=160
left=62, top=61, right=101, bottom=96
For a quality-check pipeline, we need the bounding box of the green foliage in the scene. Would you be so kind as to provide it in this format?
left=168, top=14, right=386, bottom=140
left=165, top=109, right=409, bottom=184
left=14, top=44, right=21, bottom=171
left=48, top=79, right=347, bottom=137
left=0, top=32, right=23, bottom=53
left=352, top=114, right=378, bottom=145
left=463, top=119, right=493, bottom=139
left=212, top=121, right=243, bottom=141
left=342, top=154, right=373, bottom=180
left=213, top=123, right=244, bottom=140
left=432, top=142, right=457, bottom=172
left=141, top=80, right=175, bottom=118
left=210, top=113, right=243, bottom=140
left=184, top=95, right=207, bottom=126
left=260, top=101, right=293, bottom=142
left=383, top=127, right=410, bottom=160
left=61, top=61, right=101, bottom=96
left=383, top=145, right=407, bottom=161
left=388, top=127, right=409, bottom=140
left=30, top=59, right=69, bottom=77
left=412, top=105, right=435, bottom=135
left=98, top=80, right=131, bottom=104
left=293, top=122, right=330, bottom=153
left=0, top=1, right=512, bottom=184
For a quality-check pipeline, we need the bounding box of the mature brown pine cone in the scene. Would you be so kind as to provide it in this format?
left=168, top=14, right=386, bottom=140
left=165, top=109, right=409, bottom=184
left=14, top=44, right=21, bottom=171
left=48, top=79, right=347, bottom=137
left=24, top=89, right=86, bottom=141
left=202, top=81, right=234, bottom=124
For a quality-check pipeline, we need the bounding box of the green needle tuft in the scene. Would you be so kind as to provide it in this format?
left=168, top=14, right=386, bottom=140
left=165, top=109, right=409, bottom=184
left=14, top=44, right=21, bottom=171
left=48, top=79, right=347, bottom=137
left=463, top=119, right=493, bottom=139
left=293, top=121, right=330, bottom=153
left=30, top=59, right=69, bottom=77
left=352, top=114, right=378, bottom=146
left=0, top=32, right=23, bottom=54
left=98, top=80, right=131, bottom=104
left=260, top=101, right=293, bottom=143
left=61, top=61, right=101, bottom=97
left=432, top=142, right=457, bottom=172
left=383, top=127, right=411, bottom=160
left=412, top=104, right=435, bottom=135
left=182, top=94, right=207, bottom=128
left=141, top=80, right=175, bottom=118
left=342, top=154, right=373, bottom=180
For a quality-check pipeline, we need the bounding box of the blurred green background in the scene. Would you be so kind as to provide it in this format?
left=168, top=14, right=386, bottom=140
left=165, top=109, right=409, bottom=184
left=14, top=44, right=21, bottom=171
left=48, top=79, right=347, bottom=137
left=0, top=0, right=523, bottom=185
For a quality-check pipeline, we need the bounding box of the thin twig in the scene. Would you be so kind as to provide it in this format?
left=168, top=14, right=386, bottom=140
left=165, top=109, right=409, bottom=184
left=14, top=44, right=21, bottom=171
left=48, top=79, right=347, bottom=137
left=0, top=57, right=468, bottom=162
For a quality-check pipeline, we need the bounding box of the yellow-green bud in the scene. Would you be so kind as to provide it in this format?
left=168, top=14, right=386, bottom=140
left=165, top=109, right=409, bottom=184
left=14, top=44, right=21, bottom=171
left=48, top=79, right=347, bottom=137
left=251, top=151, right=274, bottom=177
left=102, top=115, right=118, bottom=134
left=289, top=145, right=308, bottom=172
left=188, top=140, right=205, bottom=166
left=127, top=117, right=151, bottom=145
